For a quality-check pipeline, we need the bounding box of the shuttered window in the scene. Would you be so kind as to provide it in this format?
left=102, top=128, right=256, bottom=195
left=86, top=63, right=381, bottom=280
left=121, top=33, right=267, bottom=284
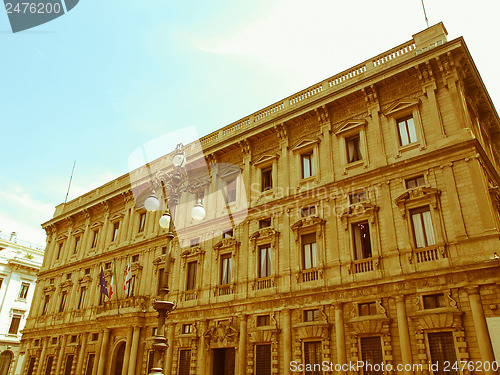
left=178, top=349, right=191, bottom=375
left=360, top=337, right=383, bottom=375
left=303, top=341, right=322, bottom=375
left=44, top=356, right=54, bottom=375
left=84, top=354, right=95, bottom=375
left=255, top=344, right=271, bottom=375
left=428, top=332, right=458, bottom=375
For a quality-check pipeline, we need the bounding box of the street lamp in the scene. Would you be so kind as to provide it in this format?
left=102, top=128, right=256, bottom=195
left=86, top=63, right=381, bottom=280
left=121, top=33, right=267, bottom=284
left=145, top=143, right=208, bottom=375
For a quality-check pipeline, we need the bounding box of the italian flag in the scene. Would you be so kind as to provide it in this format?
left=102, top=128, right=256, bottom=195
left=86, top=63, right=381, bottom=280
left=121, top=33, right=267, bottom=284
left=109, top=263, right=117, bottom=298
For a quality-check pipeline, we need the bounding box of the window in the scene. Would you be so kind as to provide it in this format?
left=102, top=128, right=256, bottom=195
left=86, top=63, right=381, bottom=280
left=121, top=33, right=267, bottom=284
left=56, top=242, right=63, bottom=260
left=223, top=229, right=233, bottom=238
left=411, top=207, right=436, bottom=248
left=112, top=222, right=119, bottom=242
left=19, top=283, right=29, bottom=299
left=78, top=287, right=86, bottom=310
left=261, top=167, right=273, bottom=192
left=161, top=246, right=167, bottom=255
left=70, top=335, right=77, bottom=343
left=255, top=344, right=271, bottom=375
left=406, top=175, right=425, bottom=189
left=34, top=339, right=40, bottom=346
left=350, top=191, right=367, bottom=204
left=178, top=350, right=191, bottom=375
left=84, top=354, right=95, bottom=375
left=104, top=262, right=111, bottom=270
left=302, top=234, right=317, bottom=269
left=346, top=134, right=362, bottom=163
left=91, top=230, right=99, bottom=248
left=301, top=152, right=314, bottom=179
left=73, top=236, right=80, bottom=254
left=220, top=254, right=231, bottom=285
left=352, top=221, right=371, bottom=260
left=91, top=333, right=99, bottom=341
left=59, top=291, right=67, bottom=313
left=397, top=116, right=417, bottom=146
left=358, top=302, right=377, bottom=316
left=182, top=324, right=192, bottom=334
left=226, top=178, right=237, bottom=203
left=26, top=357, right=36, bottom=375
left=132, top=254, right=139, bottom=263
left=190, top=238, right=200, bottom=247
left=63, top=355, right=74, bottom=375
left=423, top=293, right=446, bottom=309
left=49, top=278, right=54, bottom=284
left=301, top=206, right=316, bottom=217
left=303, top=341, right=322, bottom=375
left=258, top=245, right=271, bottom=278
left=304, top=309, right=319, bottom=322
left=360, top=337, right=383, bottom=375
left=428, top=332, right=458, bottom=375
left=66, top=273, right=72, bottom=280
left=8, top=314, right=22, bottom=334
left=51, top=337, right=58, bottom=345
left=138, top=212, right=146, bottom=233
left=256, top=315, right=270, bottom=327
left=186, top=262, right=197, bottom=291
left=259, top=219, right=271, bottom=229
left=44, top=356, right=54, bottom=375
left=98, top=292, right=104, bottom=306
left=42, top=295, right=50, bottom=315
left=84, top=268, right=91, bottom=275
left=127, top=276, right=136, bottom=297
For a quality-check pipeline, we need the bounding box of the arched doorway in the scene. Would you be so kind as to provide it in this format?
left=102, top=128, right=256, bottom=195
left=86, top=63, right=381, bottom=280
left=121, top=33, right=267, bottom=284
left=112, top=342, right=126, bottom=375
left=0, top=351, right=13, bottom=375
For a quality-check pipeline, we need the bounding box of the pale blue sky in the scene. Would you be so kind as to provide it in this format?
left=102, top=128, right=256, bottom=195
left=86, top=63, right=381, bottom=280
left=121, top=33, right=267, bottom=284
left=1, top=0, right=500, bottom=244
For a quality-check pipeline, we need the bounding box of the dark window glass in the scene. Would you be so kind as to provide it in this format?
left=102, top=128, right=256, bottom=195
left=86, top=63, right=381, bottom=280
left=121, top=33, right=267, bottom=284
left=63, top=355, right=74, bottom=375
left=423, top=294, right=446, bottom=309
left=259, top=219, right=271, bottom=228
left=44, top=356, right=54, bottom=375
left=8, top=315, right=21, bottom=334
left=304, top=309, right=319, bottom=322
left=406, top=175, right=425, bottom=189
left=255, top=344, right=271, bottom=375
left=428, top=332, right=458, bottom=375
left=78, top=287, right=86, bottom=310
left=358, top=302, right=377, bottom=316
left=19, top=283, right=29, bottom=299
left=346, top=134, right=362, bottom=163
left=360, top=337, right=383, bottom=375
left=301, top=234, right=317, bottom=269
left=256, top=315, right=270, bottom=327
left=352, top=221, right=371, bottom=260
left=91, top=230, right=99, bottom=248
left=138, top=213, right=146, bottom=233
left=301, top=206, right=316, bottom=217
left=59, top=291, right=67, bottom=313
left=261, top=167, right=273, bottom=192
left=303, top=341, right=322, bottom=375
left=220, top=255, right=231, bottom=285
left=178, top=350, right=191, bottom=375
left=186, top=262, right=197, bottom=291
left=84, top=354, right=95, bottom=375
left=258, top=245, right=271, bottom=278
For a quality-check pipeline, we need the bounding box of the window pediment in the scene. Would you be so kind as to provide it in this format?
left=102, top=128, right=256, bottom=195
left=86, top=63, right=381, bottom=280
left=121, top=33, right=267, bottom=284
left=340, top=202, right=379, bottom=230
left=395, top=187, right=441, bottom=216
left=291, top=217, right=325, bottom=243
left=253, top=154, right=278, bottom=166
left=334, top=119, right=367, bottom=136
left=78, top=275, right=92, bottom=284
left=59, top=280, right=73, bottom=289
left=217, top=164, right=242, bottom=179
left=56, top=234, right=67, bottom=242
left=110, top=213, right=124, bottom=222
left=291, top=138, right=320, bottom=153
left=90, top=221, right=103, bottom=230
left=250, top=228, right=280, bottom=252
left=72, top=228, right=84, bottom=236
left=43, top=285, right=56, bottom=293
left=384, top=98, right=420, bottom=116
left=213, top=238, right=240, bottom=260
left=181, top=247, right=205, bottom=258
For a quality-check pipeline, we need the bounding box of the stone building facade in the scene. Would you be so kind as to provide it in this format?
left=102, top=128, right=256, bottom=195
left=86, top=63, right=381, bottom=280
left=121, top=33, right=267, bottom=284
left=18, top=23, right=500, bottom=375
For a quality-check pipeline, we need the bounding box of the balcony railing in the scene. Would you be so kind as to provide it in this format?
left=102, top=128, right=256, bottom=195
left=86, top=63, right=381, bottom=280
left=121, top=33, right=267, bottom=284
left=257, top=277, right=273, bottom=290
left=415, top=246, right=444, bottom=263
left=353, top=257, right=374, bottom=274
left=301, top=268, right=319, bottom=282
left=217, top=284, right=233, bottom=296
left=184, top=290, right=197, bottom=301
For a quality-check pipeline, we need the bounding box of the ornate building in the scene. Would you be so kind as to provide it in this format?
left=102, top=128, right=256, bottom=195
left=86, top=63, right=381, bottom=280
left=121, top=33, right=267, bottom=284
left=19, top=23, right=500, bottom=375
left=0, top=232, right=43, bottom=375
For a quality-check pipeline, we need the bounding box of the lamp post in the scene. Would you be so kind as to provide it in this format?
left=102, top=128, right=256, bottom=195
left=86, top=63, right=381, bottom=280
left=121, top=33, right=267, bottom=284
left=144, top=143, right=207, bottom=375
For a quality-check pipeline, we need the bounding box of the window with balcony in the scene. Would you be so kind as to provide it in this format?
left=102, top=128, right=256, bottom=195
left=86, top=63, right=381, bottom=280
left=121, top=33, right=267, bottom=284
left=352, top=221, right=372, bottom=260
left=18, top=283, right=29, bottom=299
left=91, top=230, right=99, bottom=248
left=411, top=207, right=436, bottom=248
left=111, top=222, right=119, bottom=242
left=346, top=134, right=362, bottom=163
left=78, top=287, right=86, bottom=310
left=42, top=295, right=50, bottom=315
left=59, top=291, right=67, bottom=313
left=220, top=254, right=231, bottom=285
left=423, top=293, right=446, bottom=309
left=186, top=261, right=197, bottom=291
left=56, top=242, right=64, bottom=260
left=261, top=167, right=273, bottom=192
left=301, top=234, right=317, bottom=270
left=8, top=314, right=22, bottom=334
left=301, top=152, right=315, bottom=179
left=397, top=116, right=417, bottom=146
left=258, top=245, right=271, bottom=278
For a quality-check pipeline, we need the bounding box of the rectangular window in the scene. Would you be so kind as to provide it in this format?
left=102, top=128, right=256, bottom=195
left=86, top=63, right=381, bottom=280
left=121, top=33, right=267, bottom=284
left=411, top=207, right=436, bottom=248
left=132, top=254, right=139, bottom=263
left=19, top=283, right=29, bottom=299
left=301, top=152, right=314, bottom=179
left=91, top=230, right=99, bottom=248
left=51, top=337, right=58, bottom=345
left=360, top=337, right=383, bottom=375
left=226, top=178, right=237, bottom=203
left=223, top=229, right=233, bottom=238
left=190, top=238, right=200, bottom=247
left=397, top=116, right=417, bottom=146
left=73, top=236, right=80, bottom=254
left=303, top=341, right=322, bottom=375
left=352, top=221, right=372, bottom=260
left=70, top=335, right=77, bottom=343
left=346, top=134, right=362, bottom=163
left=304, top=309, right=319, bottom=322
left=256, top=315, right=270, bottom=327
left=258, top=245, right=271, bottom=278
left=138, top=212, right=146, bottom=233
left=406, top=174, right=425, bottom=189
left=255, top=344, right=271, bottom=375
left=84, top=268, right=91, bottom=275
left=104, top=262, right=111, bottom=270
left=66, top=273, right=72, bottom=280
left=78, top=287, right=86, bottom=310
left=182, top=324, right=192, bottom=334
left=26, top=357, right=36, bottom=375
left=8, top=314, right=22, bottom=334
left=161, top=246, right=167, bottom=255
left=84, top=354, right=95, bottom=375
left=63, top=354, right=74, bottom=375
left=220, top=254, right=231, bottom=285
left=428, top=332, right=458, bottom=375
left=301, top=206, right=316, bottom=217
left=259, top=219, right=271, bottom=229
left=59, top=291, right=67, bottom=313
left=359, top=302, right=377, bottom=316
left=261, top=167, right=273, bottom=192
left=186, top=261, right=197, bottom=291
left=56, top=242, right=63, bottom=260
left=44, top=356, right=54, bottom=375
left=423, top=293, right=446, bottom=309
left=178, top=349, right=191, bottom=375
left=301, top=233, right=317, bottom=269
left=350, top=191, right=367, bottom=204
left=112, top=222, right=120, bottom=242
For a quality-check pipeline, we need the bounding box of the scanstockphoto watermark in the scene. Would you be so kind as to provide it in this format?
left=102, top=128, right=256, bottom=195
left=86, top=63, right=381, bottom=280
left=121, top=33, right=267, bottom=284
left=3, top=0, right=79, bottom=33
left=290, top=361, right=425, bottom=373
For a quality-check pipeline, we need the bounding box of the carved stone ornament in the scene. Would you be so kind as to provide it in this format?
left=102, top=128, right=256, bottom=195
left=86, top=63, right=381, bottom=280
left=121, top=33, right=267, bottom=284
left=340, top=202, right=379, bottom=230
left=394, top=187, right=441, bottom=218
left=78, top=275, right=92, bottom=284
left=213, top=238, right=240, bottom=260
left=249, top=228, right=280, bottom=252
left=290, top=217, right=325, bottom=243
left=204, top=320, right=239, bottom=347
left=59, top=280, right=73, bottom=289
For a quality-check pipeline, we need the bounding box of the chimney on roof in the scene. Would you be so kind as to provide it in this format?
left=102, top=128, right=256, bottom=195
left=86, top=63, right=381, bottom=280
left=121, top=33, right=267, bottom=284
left=10, top=232, right=17, bottom=242
left=413, top=22, right=448, bottom=54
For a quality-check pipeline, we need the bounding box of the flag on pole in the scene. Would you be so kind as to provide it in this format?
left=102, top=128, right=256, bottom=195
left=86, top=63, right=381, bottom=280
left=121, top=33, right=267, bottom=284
left=124, top=257, right=132, bottom=295
left=109, top=262, right=117, bottom=298
left=99, top=267, right=109, bottom=297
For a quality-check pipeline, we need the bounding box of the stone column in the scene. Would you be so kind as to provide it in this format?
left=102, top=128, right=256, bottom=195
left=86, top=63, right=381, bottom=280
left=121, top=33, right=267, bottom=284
left=335, top=303, right=346, bottom=373
left=198, top=320, right=208, bottom=375
left=395, top=296, right=413, bottom=374
left=238, top=315, right=248, bottom=375
left=75, top=333, right=89, bottom=375
left=165, top=324, right=175, bottom=374
left=35, top=338, right=48, bottom=375
left=121, top=327, right=133, bottom=375
left=127, top=326, right=141, bottom=375
left=96, top=329, right=110, bottom=375
left=283, top=309, right=292, bottom=375
left=54, top=335, right=68, bottom=375
left=467, top=287, right=496, bottom=375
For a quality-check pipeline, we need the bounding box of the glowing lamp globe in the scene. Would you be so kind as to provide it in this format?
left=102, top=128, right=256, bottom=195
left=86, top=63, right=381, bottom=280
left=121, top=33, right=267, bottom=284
left=144, top=195, right=160, bottom=211
left=159, top=213, right=171, bottom=229
left=191, top=204, right=206, bottom=221
left=172, top=153, right=186, bottom=168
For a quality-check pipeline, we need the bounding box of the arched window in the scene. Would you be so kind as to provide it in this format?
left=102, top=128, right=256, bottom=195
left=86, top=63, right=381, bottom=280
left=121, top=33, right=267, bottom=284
left=0, top=351, right=13, bottom=375
left=113, top=342, right=126, bottom=375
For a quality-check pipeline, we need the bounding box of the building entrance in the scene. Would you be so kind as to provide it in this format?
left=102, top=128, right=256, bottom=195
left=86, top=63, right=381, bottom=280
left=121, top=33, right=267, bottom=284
left=212, top=348, right=235, bottom=375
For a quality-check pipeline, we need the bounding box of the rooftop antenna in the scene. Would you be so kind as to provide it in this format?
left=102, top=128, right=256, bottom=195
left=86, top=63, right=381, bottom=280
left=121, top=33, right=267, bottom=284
left=64, top=160, right=76, bottom=204
left=421, top=0, right=429, bottom=28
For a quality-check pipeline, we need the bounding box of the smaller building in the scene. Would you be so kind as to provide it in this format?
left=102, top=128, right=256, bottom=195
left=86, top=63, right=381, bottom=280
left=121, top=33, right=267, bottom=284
left=0, top=232, right=43, bottom=375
